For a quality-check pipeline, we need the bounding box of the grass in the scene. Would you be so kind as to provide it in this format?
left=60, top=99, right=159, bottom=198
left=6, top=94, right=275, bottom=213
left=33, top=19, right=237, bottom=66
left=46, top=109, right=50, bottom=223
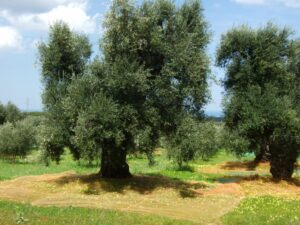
left=129, top=150, right=251, bottom=183
left=0, top=200, right=197, bottom=225
left=222, top=196, right=300, bottom=225
left=0, top=151, right=98, bottom=181
left=0, top=149, right=242, bottom=182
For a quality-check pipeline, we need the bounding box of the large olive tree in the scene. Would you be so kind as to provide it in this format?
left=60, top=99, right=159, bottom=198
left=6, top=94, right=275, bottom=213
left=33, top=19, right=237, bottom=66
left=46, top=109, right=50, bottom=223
left=38, top=0, right=210, bottom=178
left=217, top=24, right=300, bottom=179
left=61, top=0, right=211, bottom=178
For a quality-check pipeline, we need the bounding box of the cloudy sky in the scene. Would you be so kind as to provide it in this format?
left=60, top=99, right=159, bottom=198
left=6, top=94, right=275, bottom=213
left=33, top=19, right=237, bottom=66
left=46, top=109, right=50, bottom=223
left=0, top=0, right=299, bottom=113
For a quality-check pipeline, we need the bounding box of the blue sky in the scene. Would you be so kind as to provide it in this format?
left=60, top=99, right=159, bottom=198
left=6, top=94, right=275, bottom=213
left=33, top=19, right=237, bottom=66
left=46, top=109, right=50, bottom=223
left=0, top=0, right=299, bottom=113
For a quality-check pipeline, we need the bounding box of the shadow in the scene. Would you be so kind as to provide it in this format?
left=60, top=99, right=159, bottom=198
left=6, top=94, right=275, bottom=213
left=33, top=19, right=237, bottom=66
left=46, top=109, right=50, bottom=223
left=220, top=160, right=269, bottom=171
left=175, top=165, right=195, bottom=172
left=53, top=173, right=208, bottom=198
left=213, top=174, right=300, bottom=187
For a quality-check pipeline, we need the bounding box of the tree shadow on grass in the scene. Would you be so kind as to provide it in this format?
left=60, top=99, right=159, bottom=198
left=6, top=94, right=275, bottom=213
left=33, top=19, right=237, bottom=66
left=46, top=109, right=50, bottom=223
left=213, top=174, right=300, bottom=187
left=54, top=173, right=209, bottom=198
left=220, top=160, right=268, bottom=171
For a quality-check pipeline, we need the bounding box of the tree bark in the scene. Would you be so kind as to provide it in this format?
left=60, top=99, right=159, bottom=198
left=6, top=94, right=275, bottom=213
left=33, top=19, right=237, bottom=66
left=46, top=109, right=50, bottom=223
left=254, top=143, right=271, bottom=163
left=99, top=139, right=131, bottom=178
left=269, top=142, right=297, bottom=180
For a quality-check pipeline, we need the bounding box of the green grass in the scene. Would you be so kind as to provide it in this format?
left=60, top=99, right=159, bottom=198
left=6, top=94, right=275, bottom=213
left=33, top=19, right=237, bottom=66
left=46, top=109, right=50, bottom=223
left=222, top=196, right=300, bottom=225
left=129, top=152, right=226, bottom=183
left=0, top=151, right=98, bottom=181
left=129, top=150, right=254, bottom=183
left=0, top=150, right=251, bottom=182
left=0, top=200, right=198, bottom=225
left=194, top=150, right=254, bottom=165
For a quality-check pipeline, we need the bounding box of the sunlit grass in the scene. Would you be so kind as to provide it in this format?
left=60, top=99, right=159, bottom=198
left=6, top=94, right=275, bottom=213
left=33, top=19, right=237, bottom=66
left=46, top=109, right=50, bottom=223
left=0, top=150, right=98, bottom=181
left=0, top=149, right=242, bottom=182
left=0, top=201, right=197, bottom=225
left=222, top=196, right=300, bottom=225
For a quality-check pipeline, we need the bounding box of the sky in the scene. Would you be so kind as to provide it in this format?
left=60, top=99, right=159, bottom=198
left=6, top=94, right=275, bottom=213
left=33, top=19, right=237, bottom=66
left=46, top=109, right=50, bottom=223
left=0, top=0, right=299, bottom=114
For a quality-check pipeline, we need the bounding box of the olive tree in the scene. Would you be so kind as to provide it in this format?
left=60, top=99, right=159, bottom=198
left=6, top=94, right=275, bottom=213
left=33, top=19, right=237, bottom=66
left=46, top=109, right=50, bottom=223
left=56, top=0, right=210, bottom=178
left=217, top=24, right=300, bottom=179
left=168, top=117, right=219, bottom=168
left=0, top=116, right=39, bottom=159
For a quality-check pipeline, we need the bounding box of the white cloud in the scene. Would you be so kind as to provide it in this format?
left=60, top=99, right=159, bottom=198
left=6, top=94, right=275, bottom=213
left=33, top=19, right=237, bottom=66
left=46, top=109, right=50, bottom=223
left=0, top=0, right=86, bottom=13
left=1, top=3, right=98, bottom=34
left=280, top=0, right=300, bottom=7
left=233, top=0, right=267, bottom=5
left=0, top=1, right=101, bottom=34
left=233, top=0, right=300, bottom=7
left=0, top=26, right=23, bottom=51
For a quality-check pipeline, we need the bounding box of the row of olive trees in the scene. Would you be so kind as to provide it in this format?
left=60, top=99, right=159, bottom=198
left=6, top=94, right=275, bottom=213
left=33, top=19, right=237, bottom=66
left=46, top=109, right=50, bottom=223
left=36, top=0, right=300, bottom=180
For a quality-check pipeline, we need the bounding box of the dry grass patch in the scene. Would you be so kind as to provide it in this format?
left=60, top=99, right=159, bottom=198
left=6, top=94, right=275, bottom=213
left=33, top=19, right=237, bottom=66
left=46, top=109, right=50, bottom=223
left=0, top=171, right=242, bottom=224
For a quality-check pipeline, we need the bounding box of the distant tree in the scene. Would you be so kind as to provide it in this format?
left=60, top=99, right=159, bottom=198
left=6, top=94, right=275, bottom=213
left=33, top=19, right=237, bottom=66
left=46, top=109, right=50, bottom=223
left=38, top=21, right=92, bottom=162
left=0, top=102, right=6, bottom=125
left=0, top=116, right=39, bottom=159
left=5, top=102, right=23, bottom=123
left=168, top=117, right=219, bottom=168
left=59, top=0, right=211, bottom=178
left=217, top=24, right=300, bottom=179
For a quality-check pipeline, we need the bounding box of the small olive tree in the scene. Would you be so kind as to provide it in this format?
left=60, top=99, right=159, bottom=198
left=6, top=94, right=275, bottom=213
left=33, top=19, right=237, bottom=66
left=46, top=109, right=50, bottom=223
left=0, top=116, right=39, bottom=159
left=5, top=102, right=24, bottom=123
left=168, top=117, right=219, bottom=168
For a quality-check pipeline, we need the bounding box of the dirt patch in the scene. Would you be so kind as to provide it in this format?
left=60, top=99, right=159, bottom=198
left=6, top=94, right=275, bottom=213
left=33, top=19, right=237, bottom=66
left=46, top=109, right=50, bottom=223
left=0, top=172, right=241, bottom=224
left=239, top=175, right=300, bottom=198
left=200, top=161, right=270, bottom=176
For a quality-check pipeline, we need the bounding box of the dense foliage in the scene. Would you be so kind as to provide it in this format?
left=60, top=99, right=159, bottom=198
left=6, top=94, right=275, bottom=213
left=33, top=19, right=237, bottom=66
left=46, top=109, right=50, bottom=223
left=217, top=24, right=300, bottom=179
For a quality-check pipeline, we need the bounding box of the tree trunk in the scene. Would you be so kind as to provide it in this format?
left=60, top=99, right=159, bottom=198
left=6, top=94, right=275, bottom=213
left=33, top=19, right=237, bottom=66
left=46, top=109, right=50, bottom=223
left=254, top=143, right=271, bottom=163
left=269, top=142, right=297, bottom=180
left=99, top=140, right=131, bottom=178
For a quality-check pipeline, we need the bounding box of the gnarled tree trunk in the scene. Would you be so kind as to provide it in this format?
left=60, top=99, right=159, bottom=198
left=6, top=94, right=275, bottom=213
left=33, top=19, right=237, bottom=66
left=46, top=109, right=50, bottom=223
left=99, top=139, right=131, bottom=178
left=269, top=141, right=297, bottom=180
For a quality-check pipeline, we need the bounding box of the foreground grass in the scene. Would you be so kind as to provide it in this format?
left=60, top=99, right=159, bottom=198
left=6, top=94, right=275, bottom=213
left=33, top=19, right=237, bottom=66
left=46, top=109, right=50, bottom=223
left=0, top=201, right=197, bottom=225
left=222, top=196, right=300, bottom=225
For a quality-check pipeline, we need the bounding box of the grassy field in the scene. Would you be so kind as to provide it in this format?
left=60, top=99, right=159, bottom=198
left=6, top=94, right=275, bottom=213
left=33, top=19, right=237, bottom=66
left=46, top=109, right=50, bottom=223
left=0, top=150, right=300, bottom=225
left=0, top=201, right=196, bottom=225
left=0, top=149, right=252, bottom=182
left=0, top=151, right=98, bottom=181
left=222, top=196, right=300, bottom=225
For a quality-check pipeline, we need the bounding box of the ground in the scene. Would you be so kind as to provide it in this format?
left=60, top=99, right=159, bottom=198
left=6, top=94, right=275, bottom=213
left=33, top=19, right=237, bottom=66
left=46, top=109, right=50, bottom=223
left=0, top=150, right=299, bottom=225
